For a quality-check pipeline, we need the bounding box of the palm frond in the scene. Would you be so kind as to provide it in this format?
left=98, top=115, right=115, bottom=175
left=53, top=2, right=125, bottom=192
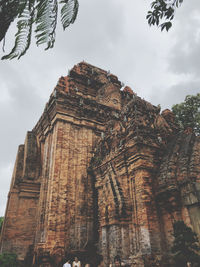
left=18, top=0, right=29, bottom=16
left=35, top=0, right=58, bottom=50
left=2, top=0, right=35, bottom=60
left=60, top=0, right=79, bottom=30
left=1, top=0, right=79, bottom=59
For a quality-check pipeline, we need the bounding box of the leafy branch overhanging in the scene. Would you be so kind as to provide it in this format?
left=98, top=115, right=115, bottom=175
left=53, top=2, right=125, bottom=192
left=0, top=0, right=79, bottom=59
left=147, top=0, right=183, bottom=31
left=0, top=0, right=184, bottom=59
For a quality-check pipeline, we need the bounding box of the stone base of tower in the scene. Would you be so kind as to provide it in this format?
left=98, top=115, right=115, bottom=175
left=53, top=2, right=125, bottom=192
left=129, top=253, right=172, bottom=267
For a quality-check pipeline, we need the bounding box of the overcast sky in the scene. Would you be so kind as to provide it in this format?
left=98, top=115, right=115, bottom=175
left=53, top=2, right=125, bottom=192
left=0, top=0, right=200, bottom=216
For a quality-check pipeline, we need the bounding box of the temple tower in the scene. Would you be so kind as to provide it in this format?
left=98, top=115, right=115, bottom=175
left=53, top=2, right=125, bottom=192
left=1, top=62, right=200, bottom=267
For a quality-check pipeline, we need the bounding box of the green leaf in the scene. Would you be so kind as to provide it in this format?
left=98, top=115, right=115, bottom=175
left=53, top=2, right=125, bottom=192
left=172, top=93, right=200, bottom=135
left=160, top=21, right=172, bottom=31
left=60, top=0, right=79, bottom=30
left=1, top=0, right=35, bottom=60
left=1, top=0, right=79, bottom=59
left=35, top=0, right=58, bottom=49
left=147, top=0, right=183, bottom=31
left=171, top=221, right=200, bottom=265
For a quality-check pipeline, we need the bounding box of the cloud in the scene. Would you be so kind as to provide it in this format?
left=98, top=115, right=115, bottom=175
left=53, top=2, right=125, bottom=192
left=149, top=79, right=200, bottom=110
left=0, top=63, right=45, bottom=165
left=168, top=0, right=200, bottom=77
left=55, top=0, right=126, bottom=59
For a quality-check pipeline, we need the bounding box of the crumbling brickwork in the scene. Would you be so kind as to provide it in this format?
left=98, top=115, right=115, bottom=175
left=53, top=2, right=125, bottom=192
left=1, top=62, right=200, bottom=267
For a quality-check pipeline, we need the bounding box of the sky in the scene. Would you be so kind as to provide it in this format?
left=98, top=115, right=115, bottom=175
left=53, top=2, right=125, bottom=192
left=0, top=0, right=200, bottom=216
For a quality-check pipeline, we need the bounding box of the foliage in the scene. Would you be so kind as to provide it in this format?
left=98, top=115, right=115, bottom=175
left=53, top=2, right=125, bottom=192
left=0, top=252, right=18, bottom=267
left=0, top=0, right=185, bottom=59
left=0, top=216, right=3, bottom=233
left=171, top=220, right=200, bottom=267
left=172, top=93, right=200, bottom=135
left=147, top=0, right=183, bottom=31
left=0, top=0, right=79, bottom=59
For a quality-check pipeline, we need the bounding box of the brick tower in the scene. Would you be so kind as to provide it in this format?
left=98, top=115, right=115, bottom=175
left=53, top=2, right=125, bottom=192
left=1, top=62, right=200, bottom=267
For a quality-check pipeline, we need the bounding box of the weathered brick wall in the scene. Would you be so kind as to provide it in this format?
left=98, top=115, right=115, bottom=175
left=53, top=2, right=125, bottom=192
left=156, top=131, right=200, bottom=254
left=91, top=90, right=200, bottom=266
left=1, top=62, right=200, bottom=267
left=0, top=132, right=40, bottom=260
left=34, top=121, right=98, bottom=257
left=31, top=62, right=123, bottom=264
left=91, top=93, right=167, bottom=266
